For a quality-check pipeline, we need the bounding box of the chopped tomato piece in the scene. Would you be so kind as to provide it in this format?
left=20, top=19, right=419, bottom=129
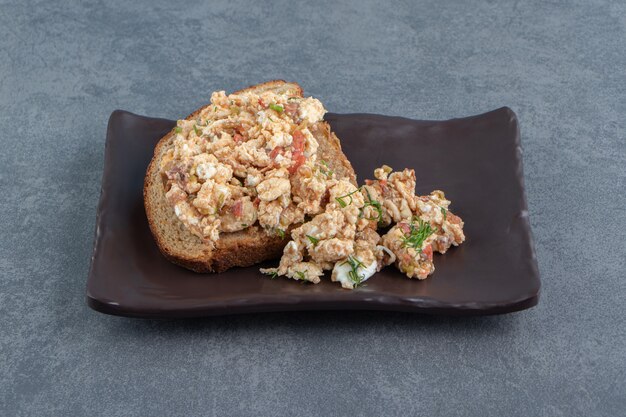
left=233, top=133, right=244, bottom=143
left=269, top=146, right=284, bottom=159
left=231, top=200, right=243, bottom=217
left=289, top=151, right=306, bottom=174
left=292, top=130, right=305, bottom=152
left=364, top=179, right=374, bottom=185
left=258, top=98, right=266, bottom=108
left=422, top=244, right=433, bottom=261
left=399, top=222, right=411, bottom=235
left=284, top=102, right=299, bottom=117
left=253, top=197, right=260, bottom=207
left=286, top=131, right=307, bottom=174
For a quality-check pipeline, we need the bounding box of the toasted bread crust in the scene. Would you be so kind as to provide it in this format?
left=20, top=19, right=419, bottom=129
left=144, top=81, right=355, bottom=273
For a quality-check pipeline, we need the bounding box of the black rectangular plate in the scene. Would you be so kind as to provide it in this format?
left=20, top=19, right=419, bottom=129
left=87, top=108, right=540, bottom=318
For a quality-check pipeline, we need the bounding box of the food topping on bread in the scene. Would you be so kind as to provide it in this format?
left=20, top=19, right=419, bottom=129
left=159, top=89, right=337, bottom=245
left=260, top=179, right=394, bottom=289
left=146, top=81, right=465, bottom=280
left=363, top=165, right=466, bottom=256
left=381, top=219, right=436, bottom=279
left=262, top=166, right=466, bottom=288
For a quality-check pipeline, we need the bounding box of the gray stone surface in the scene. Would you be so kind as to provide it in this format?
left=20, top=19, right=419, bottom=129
left=1, top=0, right=624, bottom=415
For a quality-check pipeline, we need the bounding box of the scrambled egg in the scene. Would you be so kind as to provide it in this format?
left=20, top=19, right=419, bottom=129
left=160, top=85, right=466, bottom=288
left=366, top=165, right=466, bottom=280
left=260, top=180, right=395, bottom=289
left=381, top=220, right=436, bottom=279
left=160, top=89, right=333, bottom=246
left=263, top=165, right=466, bottom=288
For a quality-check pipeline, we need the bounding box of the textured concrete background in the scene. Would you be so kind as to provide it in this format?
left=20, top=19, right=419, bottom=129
left=1, top=0, right=624, bottom=415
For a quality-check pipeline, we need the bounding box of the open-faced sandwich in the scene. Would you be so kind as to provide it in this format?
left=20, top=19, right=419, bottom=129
left=144, top=81, right=356, bottom=272
left=144, top=81, right=465, bottom=288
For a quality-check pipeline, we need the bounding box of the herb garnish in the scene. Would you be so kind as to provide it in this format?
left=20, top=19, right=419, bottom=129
left=306, top=235, right=319, bottom=246
left=335, top=187, right=362, bottom=208
left=174, top=126, right=182, bottom=134
left=342, top=256, right=366, bottom=287
left=193, top=125, right=202, bottom=136
left=400, top=218, right=434, bottom=252
left=261, top=270, right=278, bottom=279
left=295, top=270, right=307, bottom=281
left=441, top=207, right=447, bottom=220
left=269, top=103, right=284, bottom=113
left=360, top=187, right=384, bottom=225
left=319, top=160, right=333, bottom=178
left=276, top=228, right=286, bottom=239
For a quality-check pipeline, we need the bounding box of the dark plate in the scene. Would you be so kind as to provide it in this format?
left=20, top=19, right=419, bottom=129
left=87, top=108, right=540, bottom=318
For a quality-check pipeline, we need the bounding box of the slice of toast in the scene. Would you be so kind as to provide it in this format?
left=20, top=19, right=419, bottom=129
left=144, top=80, right=356, bottom=273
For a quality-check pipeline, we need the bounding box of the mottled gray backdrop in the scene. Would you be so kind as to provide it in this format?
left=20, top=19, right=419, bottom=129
left=1, top=0, right=624, bottom=416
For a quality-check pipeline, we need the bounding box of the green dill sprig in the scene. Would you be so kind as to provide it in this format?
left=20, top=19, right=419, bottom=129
left=306, top=235, right=319, bottom=246
left=359, top=187, right=384, bottom=225
left=400, top=218, right=435, bottom=252
left=261, top=270, right=278, bottom=279
left=193, top=125, right=202, bottom=136
left=335, top=187, right=362, bottom=208
left=440, top=207, right=447, bottom=220
left=276, top=228, right=286, bottom=239
left=174, top=126, right=182, bottom=134
left=319, top=160, right=334, bottom=178
left=295, top=270, right=307, bottom=281
left=342, top=256, right=366, bottom=287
